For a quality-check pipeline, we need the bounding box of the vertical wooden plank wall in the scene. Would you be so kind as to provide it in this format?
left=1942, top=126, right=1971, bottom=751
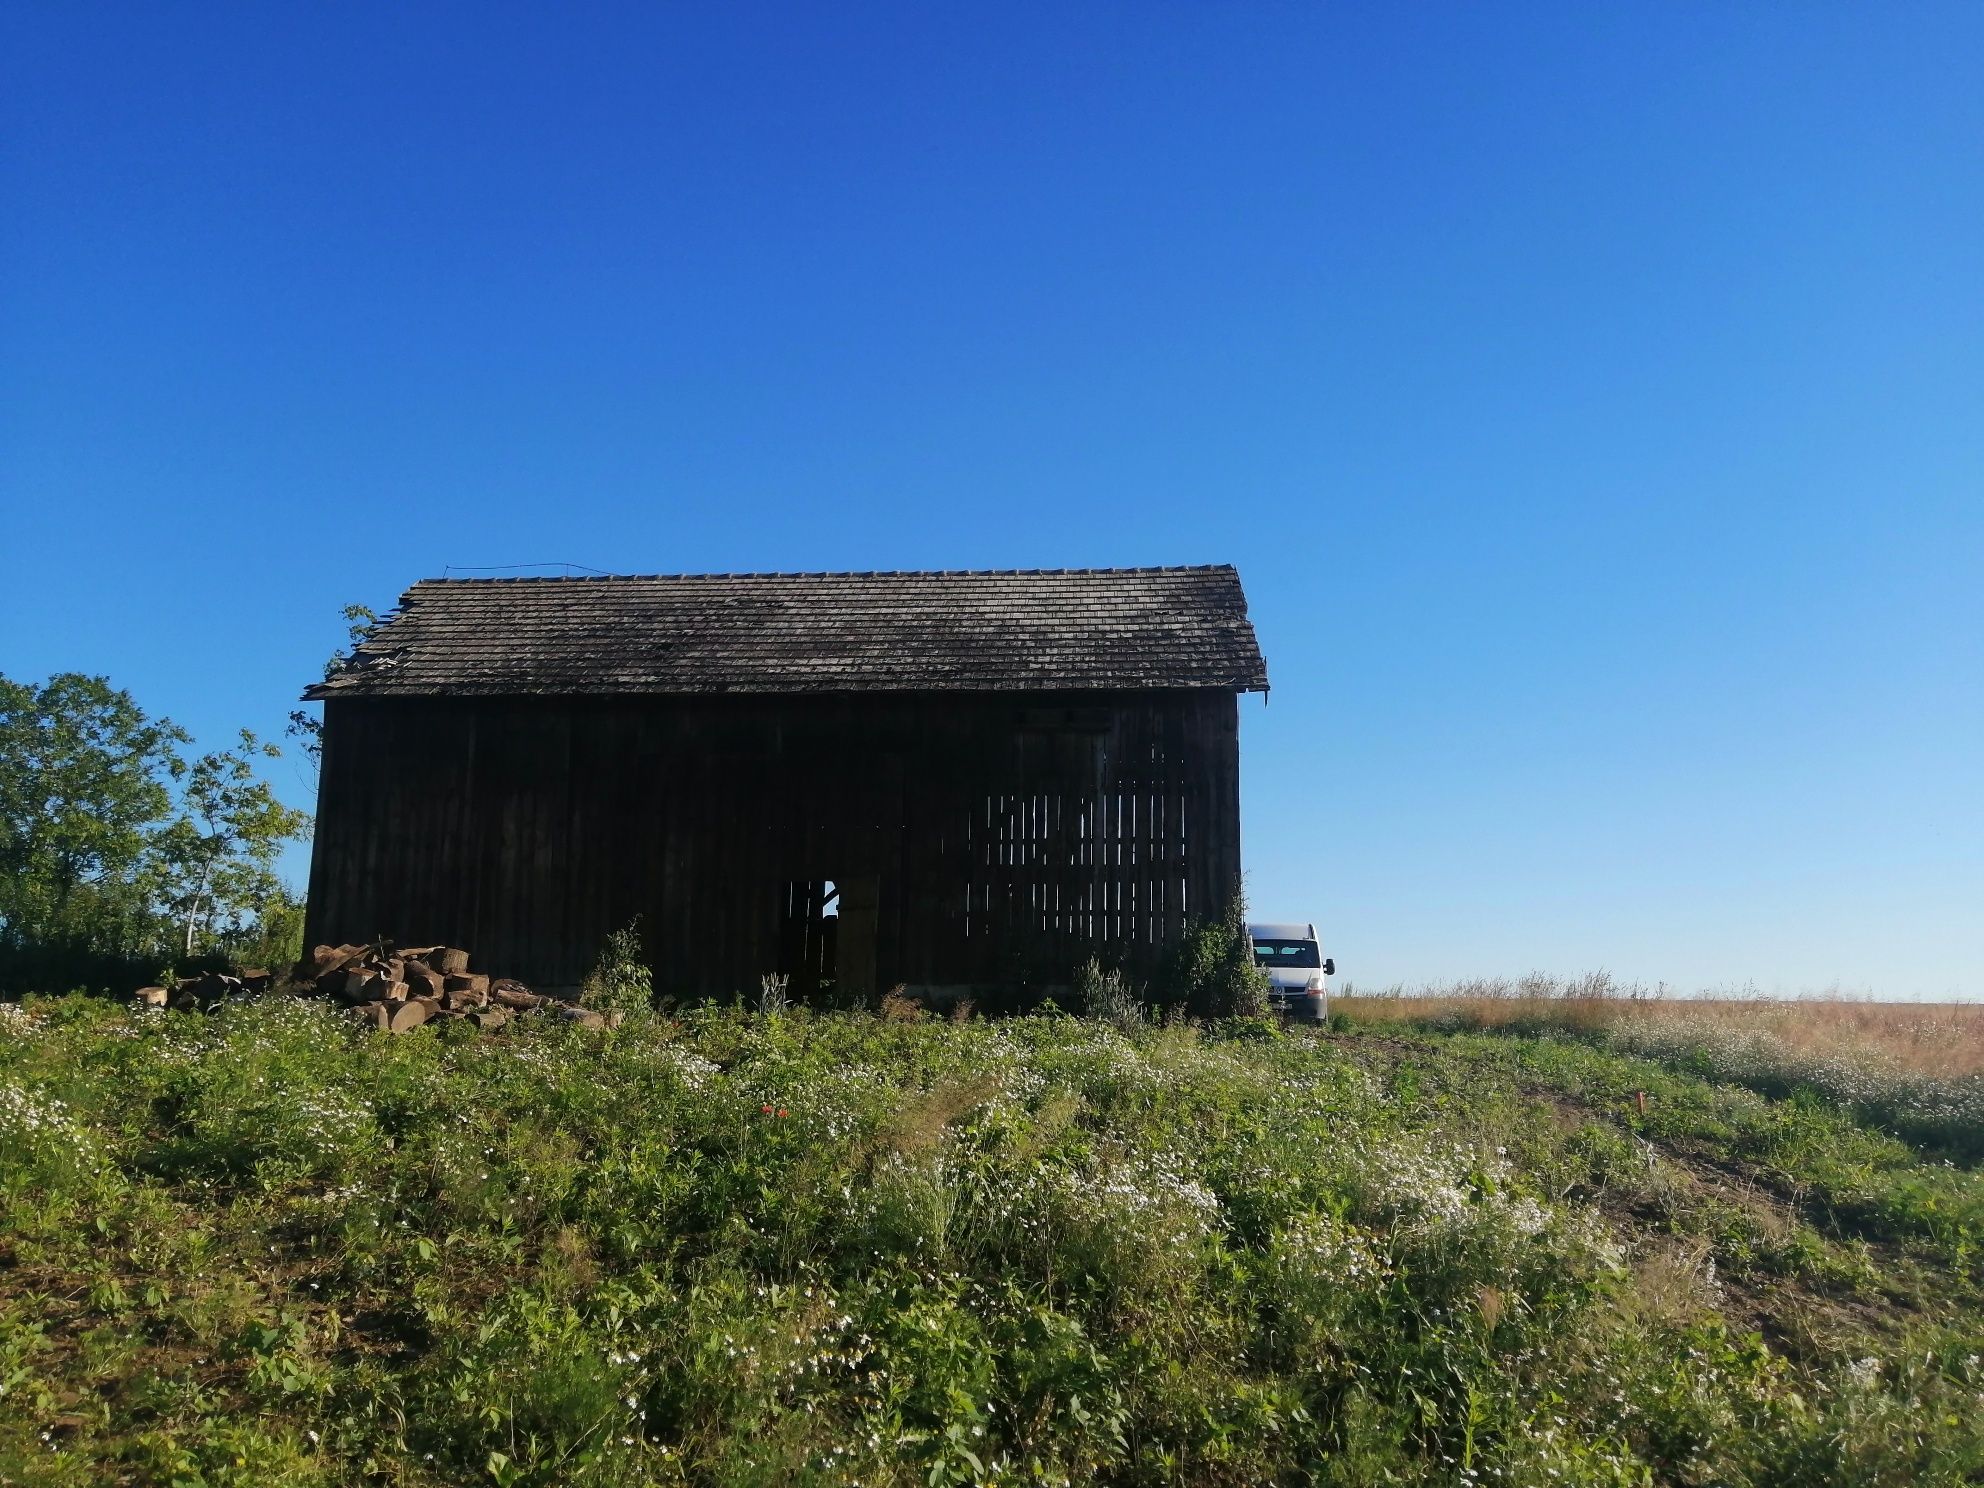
left=304, top=689, right=1246, bottom=994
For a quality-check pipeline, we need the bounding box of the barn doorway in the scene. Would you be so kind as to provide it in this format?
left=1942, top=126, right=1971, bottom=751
left=777, top=876, right=878, bottom=1005
left=778, top=880, right=838, bottom=1000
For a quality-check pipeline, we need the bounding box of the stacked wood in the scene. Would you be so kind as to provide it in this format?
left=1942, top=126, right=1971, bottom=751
left=297, top=941, right=598, bottom=1034
left=134, top=940, right=622, bottom=1037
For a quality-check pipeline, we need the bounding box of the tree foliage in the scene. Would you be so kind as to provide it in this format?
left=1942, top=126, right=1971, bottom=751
left=0, top=672, right=310, bottom=987
left=286, top=604, right=380, bottom=766
left=0, top=673, right=186, bottom=954
left=153, top=731, right=312, bottom=955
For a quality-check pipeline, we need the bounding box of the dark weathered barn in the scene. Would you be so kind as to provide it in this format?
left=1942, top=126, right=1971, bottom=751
left=302, top=567, right=1268, bottom=998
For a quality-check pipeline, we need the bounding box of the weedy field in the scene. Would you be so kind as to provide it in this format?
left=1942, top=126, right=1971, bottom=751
left=2, top=995, right=1982, bottom=1486
left=1339, top=983, right=1984, bottom=1161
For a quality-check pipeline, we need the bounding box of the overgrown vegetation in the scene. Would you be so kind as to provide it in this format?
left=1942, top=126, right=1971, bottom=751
left=1073, top=958, right=1141, bottom=1030
left=4, top=988, right=1980, bottom=1485
left=1154, top=901, right=1271, bottom=1019
left=578, top=920, right=657, bottom=1020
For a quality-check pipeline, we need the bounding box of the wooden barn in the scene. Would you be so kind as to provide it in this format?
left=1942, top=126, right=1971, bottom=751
left=301, top=567, right=1269, bottom=999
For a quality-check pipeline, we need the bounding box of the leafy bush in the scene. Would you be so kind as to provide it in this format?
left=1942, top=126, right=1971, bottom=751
left=215, top=887, right=307, bottom=971
left=1157, top=899, right=1271, bottom=1018
left=577, top=919, right=653, bottom=1017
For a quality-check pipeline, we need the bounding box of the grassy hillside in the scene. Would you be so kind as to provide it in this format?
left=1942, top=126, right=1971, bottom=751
left=3, top=996, right=1981, bottom=1486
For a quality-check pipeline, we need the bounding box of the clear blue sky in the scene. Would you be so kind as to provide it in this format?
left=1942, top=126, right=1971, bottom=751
left=3, top=4, right=1979, bottom=997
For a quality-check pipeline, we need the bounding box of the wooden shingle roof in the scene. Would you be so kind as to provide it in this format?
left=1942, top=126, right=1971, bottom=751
left=304, top=567, right=1268, bottom=698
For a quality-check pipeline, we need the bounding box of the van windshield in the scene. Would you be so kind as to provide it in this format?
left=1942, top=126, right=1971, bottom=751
left=1252, top=939, right=1320, bottom=969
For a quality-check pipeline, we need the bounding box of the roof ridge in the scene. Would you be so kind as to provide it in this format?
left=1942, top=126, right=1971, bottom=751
left=410, top=564, right=1235, bottom=585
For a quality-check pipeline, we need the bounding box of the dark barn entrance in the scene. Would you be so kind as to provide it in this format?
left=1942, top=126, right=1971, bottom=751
left=777, top=879, right=839, bottom=1000
left=302, top=568, right=1269, bottom=998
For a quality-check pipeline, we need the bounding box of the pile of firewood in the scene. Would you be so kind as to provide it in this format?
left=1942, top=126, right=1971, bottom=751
left=134, top=941, right=619, bottom=1034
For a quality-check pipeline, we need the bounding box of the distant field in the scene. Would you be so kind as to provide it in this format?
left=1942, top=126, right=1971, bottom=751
left=1336, top=982, right=1984, bottom=1160
left=1338, top=982, right=1984, bottom=1074
left=3, top=994, right=1982, bottom=1485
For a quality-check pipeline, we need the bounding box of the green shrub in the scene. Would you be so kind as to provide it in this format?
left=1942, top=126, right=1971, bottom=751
left=577, top=919, right=653, bottom=1017
left=1157, top=899, right=1270, bottom=1018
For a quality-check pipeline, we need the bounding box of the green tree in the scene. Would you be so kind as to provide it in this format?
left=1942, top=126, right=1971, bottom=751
left=154, top=731, right=313, bottom=956
left=0, top=673, right=187, bottom=955
left=287, top=604, right=380, bottom=766
left=219, top=885, right=307, bottom=970
left=0, top=671, right=313, bottom=985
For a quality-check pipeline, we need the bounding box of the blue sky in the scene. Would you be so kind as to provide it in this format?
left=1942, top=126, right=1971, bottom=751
left=3, top=4, right=1979, bottom=997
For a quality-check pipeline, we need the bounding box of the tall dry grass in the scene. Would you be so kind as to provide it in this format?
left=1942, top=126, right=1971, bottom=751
left=1340, top=979, right=1984, bottom=1080
left=1336, top=975, right=1984, bottom=1155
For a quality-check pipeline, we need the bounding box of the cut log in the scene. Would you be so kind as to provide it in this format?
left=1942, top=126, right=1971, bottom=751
left=135, top=985, right=169, bottom=1007
left=443, top=972, right=490, bottom=995
left=492, top=986, right=542, bottom=1010
left=470, top=1007, right=510, bottom=1032
left=307, top=944, right=368, bottom=976
left=433, top=948, right=470, bottom=975
left=384, top=1000, right=430, bottom=1033
left=404, top=962, right=447, bottom=998
left=351, top=1002, right=391, bottom=1030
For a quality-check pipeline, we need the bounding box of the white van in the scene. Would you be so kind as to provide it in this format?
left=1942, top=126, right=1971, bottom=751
left=1248, top=921, right=1334, bottom=1022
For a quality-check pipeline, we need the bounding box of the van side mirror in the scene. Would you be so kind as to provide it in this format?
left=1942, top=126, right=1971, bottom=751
left=1323, top=958, right=1336, bottom=976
